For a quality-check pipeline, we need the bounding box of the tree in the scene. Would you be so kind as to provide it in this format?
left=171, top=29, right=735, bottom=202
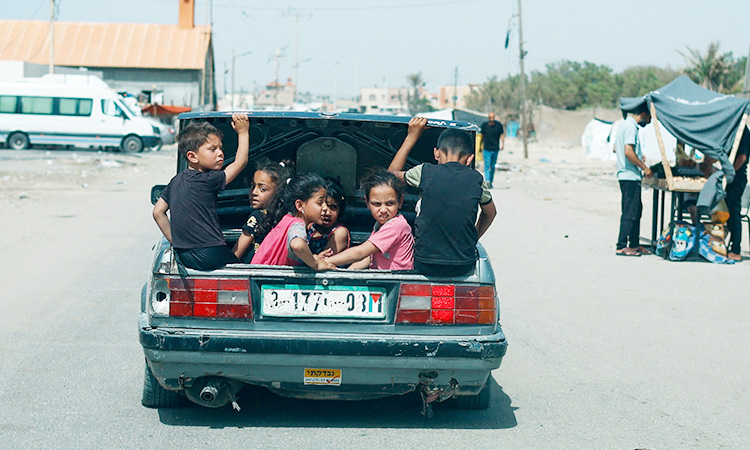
left=615, top=66, right=680, bottom=99
left=465, top=75, right=521, bottom=117
left=406, top=72, right=434, bottom=114
left=679, top=41, right=735, bottom=92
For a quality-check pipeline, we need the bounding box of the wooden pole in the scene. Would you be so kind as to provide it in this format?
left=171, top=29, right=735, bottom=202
left=649, top=103, right=674, bottom=191
left=727, top=113, right=748, bottom=164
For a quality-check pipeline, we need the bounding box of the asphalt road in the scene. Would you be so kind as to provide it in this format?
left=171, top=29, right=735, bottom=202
left=1, top=147, right=748, bottom=449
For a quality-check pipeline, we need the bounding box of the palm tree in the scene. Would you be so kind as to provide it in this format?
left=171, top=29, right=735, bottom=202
left=679, top=41, right=732, bottom=92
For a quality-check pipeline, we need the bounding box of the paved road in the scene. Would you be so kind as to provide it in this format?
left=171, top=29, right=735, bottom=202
left=1, top=148, right=748, bottom=449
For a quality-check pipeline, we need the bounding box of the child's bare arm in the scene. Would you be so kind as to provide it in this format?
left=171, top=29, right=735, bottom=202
left=326, top=227, right=350, bottom=254
left=388, top=117, right=427, bottom=181
left=290, top=237, right=335, bottom=270
left=325, top=241, right=378, bottom=267
left=224, top=113, right=250, bottom=184
left=152, top=198, right=172, bottom=244
left=476, top=200, right=496, bottom=239
left=233, top=231, right=254, bottom=259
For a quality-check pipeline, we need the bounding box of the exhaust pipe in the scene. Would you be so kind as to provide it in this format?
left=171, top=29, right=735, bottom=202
left=200, top=380, right=222, bottom=403
left=185, top=377, right=242, bottom=409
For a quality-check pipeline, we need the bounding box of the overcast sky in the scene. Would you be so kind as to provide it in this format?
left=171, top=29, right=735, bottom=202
left=5, top=0, right=750, bottom=99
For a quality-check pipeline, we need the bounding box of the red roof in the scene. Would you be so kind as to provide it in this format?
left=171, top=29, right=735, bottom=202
left=142, top=104, right=191, bottom=116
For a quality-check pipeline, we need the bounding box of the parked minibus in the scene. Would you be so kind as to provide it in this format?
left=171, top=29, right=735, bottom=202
left=0, top=79, right=160, bottom=152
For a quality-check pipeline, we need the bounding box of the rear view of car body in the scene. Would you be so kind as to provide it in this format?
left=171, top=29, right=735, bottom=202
left=139, top=112, right=507, bottom=411
left=140, top=242, right=506, bottom=408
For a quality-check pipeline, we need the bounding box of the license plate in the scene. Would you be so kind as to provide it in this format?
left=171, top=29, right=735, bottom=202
left=261, top=284, right=386, bottom=318
left=304, top=368, right=342, bottom=386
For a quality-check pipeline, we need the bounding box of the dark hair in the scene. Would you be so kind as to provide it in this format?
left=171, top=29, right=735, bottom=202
left=282, top=173, right=327, bottom=215
left=632, top=103, right=650, bottom=116
left=324, top=177, right=347, bottom=218
left=436, top=128, right=474, bottom=158
left=360, top=169, right=405, bottom=200
left=177, top=121, right=223, bottom=158
left=254, top=159, right=296, bottom=240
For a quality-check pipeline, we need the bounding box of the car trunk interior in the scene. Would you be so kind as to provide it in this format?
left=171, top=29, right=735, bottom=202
left=176, top=113, right=476, bottom=244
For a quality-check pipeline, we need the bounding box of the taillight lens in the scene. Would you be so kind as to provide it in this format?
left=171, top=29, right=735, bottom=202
left=395, top=284, right=496, bottom=325
left=150, top=277, right=252, bottom=319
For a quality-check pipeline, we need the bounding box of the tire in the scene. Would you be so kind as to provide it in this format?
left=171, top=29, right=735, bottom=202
left=450, top=378, right=491, bottom=409
left=8, top=132, right=29, bottom=150
left=121, top=135, right=144, bottom=153
left=141, top=360, right=182, bottom=408
left=150, top=138, right=163, bottom=152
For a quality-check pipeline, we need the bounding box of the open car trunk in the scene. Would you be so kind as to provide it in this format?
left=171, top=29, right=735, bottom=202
left=174, top=111, right=479, bottom=244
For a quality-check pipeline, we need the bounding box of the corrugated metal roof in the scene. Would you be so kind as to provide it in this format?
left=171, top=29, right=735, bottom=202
left=0, top=20, right=211, bottom=70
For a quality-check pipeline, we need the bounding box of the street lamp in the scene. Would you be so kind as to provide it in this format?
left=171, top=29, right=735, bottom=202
left=232, top=49, right=253, bottom=111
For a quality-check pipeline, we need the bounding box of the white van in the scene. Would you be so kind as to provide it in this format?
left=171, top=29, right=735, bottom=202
left=0, top=79, right=160, bottom=152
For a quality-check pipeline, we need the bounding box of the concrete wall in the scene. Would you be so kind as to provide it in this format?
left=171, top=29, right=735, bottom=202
left=95, top=67, right=201, bottom=109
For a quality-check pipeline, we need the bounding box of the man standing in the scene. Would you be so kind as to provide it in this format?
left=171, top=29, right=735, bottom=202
left=614, top=104, right=653, bottom=257
left=479, top=112, right=505, bottom=188
left=726, top=128, right=749, bottom=261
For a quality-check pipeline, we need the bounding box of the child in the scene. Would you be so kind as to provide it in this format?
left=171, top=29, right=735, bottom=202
left=233, top=159, right=295, bottom=263
left=308, top=177, right=350, bottom=256
left=388, top=117, right=496, bottom=276
left=325, top=170, right=414, bottom=270
left=153, top=113, right=250, bottom=271
left=250, top=173, right=335, bottom=271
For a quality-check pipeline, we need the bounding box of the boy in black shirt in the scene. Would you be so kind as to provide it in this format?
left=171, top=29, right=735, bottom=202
left=153, top=113, right=250, bottom=270
left=389, top=117, right=497, bottom=276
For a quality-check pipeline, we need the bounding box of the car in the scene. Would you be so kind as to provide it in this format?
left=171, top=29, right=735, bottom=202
left=143, top=117, right=175, bottom=150
left=139, top=111, right=507, bottom=415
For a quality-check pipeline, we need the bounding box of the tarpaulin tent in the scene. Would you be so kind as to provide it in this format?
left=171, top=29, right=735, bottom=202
left=620, top=76, right=750, bottom=192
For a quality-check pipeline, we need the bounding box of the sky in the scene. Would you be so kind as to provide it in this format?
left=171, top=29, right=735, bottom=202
left=5, top=0, right=750, bottom=99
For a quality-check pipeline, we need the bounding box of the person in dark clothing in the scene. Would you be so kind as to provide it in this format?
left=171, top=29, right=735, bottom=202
left=726, top=128, right=750, bottom=261
left=479, top=112, right=505, bottom=188
left=389, top=117, right=497, bottom=277
left=153, top=114, right=250, bottom=271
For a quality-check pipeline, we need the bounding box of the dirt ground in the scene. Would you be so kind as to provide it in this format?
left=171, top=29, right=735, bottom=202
left=2, top=141, right=750, bottom=448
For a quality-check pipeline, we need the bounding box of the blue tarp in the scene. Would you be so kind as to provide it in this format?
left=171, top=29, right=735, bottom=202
left=620, top=76, right=750, bottom=207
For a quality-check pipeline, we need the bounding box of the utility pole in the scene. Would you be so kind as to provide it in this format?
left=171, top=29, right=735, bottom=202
left=453, top=66, right=458, bottom=109
left=744, top=41, right=750, bottom=95
left=270, top=47, right=285, bottom=109
left=517, top=0, right=528, bottom=159
left=49, top=0, right=55, bottom=74
left=285, top=8, right=311, bottom=91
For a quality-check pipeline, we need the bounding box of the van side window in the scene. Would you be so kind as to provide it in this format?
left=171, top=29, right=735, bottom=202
left=20, top=96, right=53, bottom=115
left=0, top=95, right=17, bottom=113
left=59, top=98, right=93, bottom=117
left=101, top=99, right=125, bottom=118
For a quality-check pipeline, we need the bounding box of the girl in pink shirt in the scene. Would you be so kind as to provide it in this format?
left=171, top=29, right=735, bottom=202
left=251, top=174, right=335, bottom=271
left=325, top=171, right=414, bottom=270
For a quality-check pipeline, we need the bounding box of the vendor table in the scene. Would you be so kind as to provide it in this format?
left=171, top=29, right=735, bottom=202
left=643, top=177, right=703, bottom=249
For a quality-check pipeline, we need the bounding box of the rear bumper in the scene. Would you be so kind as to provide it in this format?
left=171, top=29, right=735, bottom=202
left=139, top=316, right=507, bottom=399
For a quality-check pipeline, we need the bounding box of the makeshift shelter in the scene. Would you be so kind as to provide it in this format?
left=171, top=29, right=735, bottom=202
left=620, top=76, right=750, bottom=191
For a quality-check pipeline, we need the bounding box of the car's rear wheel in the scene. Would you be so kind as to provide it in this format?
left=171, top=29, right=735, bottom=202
left=8, top=132, right=29, bottom=150
left=150, top=138, right=163, bottom=151
left=141, top=360, right=182, bottom=408
left=450, top=378, right=491, bottom=409
left=121, top=135, right=144, bottom=153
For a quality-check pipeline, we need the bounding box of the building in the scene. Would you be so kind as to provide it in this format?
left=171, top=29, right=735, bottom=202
left=0, top=0, right=214, bottom=111
left=358, top=87, right=410, bottom=115
left=255, top=78, right=296, bottom=110
left=436, top=85, right=475, bottom=110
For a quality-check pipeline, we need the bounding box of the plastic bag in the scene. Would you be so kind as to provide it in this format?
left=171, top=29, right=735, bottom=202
left=669, top=221, right=696, bottom=261
left=698, top=231, right=735, bottom=264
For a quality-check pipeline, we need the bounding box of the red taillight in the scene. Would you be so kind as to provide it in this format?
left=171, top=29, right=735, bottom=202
left=165, top=278, right=251, bottom=319
left=395, top=284, right=496, bottom=325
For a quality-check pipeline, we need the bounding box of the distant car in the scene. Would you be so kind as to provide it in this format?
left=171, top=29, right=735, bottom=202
left=144, top=118, right=175, bottom=150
